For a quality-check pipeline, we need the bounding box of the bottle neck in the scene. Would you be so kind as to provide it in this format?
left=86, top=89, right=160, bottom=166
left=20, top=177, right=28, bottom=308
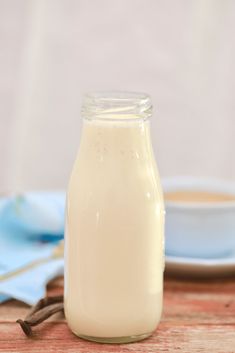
left=79, top=118, right=153, bottom=164
left=79, top=91, right=154, bottom=164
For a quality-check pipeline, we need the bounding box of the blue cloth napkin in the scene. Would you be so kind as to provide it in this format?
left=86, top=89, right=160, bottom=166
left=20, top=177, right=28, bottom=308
left=0, top=192, right=66, bottom=305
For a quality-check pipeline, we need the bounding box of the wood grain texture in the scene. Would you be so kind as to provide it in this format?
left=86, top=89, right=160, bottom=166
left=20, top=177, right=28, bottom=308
left=0, top=276, right=235, bottom=353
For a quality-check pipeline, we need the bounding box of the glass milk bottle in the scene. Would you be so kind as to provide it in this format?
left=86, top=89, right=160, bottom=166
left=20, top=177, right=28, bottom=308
left=64, top=92, right=165, bottom=343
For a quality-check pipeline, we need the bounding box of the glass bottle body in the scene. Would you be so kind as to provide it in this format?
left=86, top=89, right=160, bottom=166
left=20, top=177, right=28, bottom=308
left=64, top=93, right=165, bottom=343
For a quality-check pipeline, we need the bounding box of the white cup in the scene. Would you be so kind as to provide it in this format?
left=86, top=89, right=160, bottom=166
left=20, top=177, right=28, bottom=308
left=163, top=177, right=235, bottom=258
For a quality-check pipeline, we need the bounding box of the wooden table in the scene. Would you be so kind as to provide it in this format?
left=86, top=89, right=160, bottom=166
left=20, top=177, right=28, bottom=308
left=0, top=276, right=235, bottom=353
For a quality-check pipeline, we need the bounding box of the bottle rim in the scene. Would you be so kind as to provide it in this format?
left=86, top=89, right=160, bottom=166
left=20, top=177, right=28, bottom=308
left=81, top=91, right=152, bottom=121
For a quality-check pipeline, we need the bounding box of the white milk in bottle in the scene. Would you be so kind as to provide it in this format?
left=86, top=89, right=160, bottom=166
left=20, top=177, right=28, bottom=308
left=64, top=92, right=165, bottom=343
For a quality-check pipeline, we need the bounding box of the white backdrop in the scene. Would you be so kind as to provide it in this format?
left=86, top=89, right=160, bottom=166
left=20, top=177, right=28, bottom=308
left=0, top=0, right=234, bottom=191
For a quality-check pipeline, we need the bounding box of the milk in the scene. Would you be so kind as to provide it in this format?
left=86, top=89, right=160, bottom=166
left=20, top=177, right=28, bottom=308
left=64, top=117, right=164, bottom=342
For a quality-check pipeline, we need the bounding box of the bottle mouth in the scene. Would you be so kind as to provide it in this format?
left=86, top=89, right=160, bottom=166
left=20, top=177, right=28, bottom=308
left=81, top=91, right=152, bottom=121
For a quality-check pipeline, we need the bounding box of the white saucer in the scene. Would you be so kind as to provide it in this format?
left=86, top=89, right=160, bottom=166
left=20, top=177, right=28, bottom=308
left=165, top=251, right=235, bottom=278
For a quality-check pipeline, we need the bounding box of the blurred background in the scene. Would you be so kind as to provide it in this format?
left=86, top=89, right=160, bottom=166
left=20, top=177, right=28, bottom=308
left=1, top=0, right=234, bottom=191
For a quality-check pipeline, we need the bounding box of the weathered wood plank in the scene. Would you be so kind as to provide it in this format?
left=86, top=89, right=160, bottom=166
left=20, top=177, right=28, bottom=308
left=1, top=277, right=235, bottom=352
left=164, top=277, right=235, bottom=293
left=0, top=322, right=235, bottom=353
left=1, top=277, right=235, bottom=324
left=1, top=294, right=234, bottom=324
